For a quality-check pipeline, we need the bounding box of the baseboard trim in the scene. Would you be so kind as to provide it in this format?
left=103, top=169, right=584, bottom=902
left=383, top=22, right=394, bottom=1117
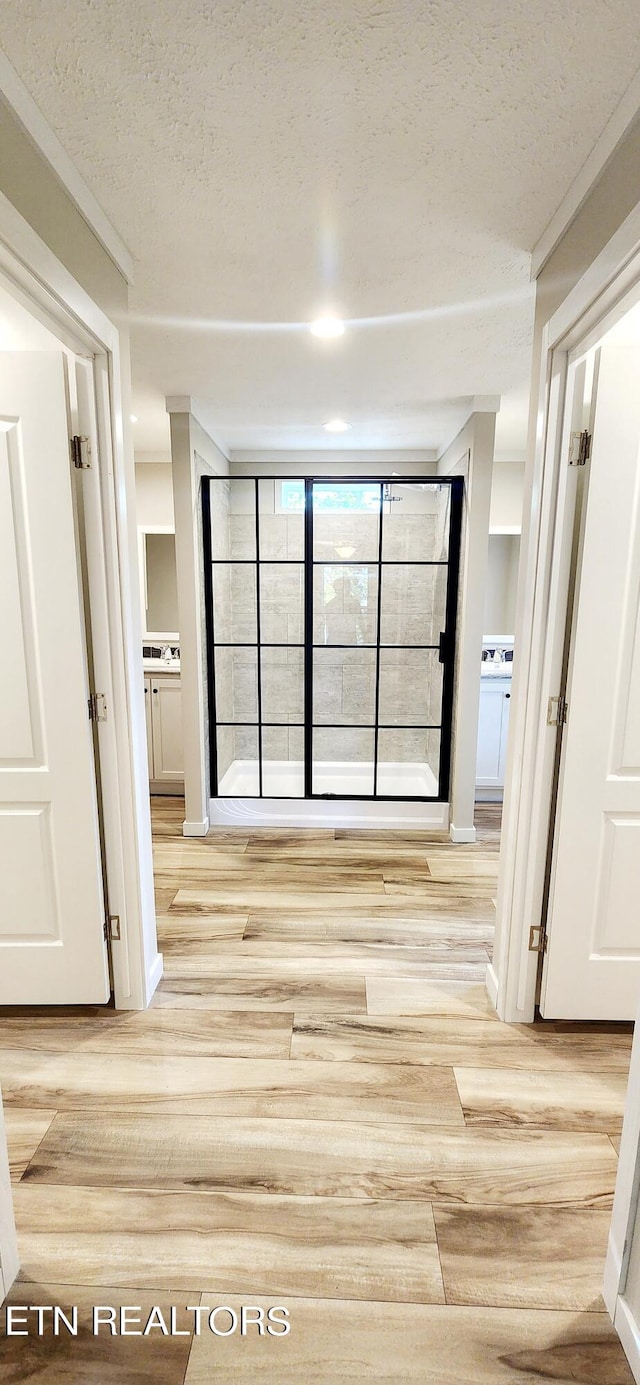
left=183, top=818, right=210, bottom=837
left=485, top=962, right=499, bottom=1014
left=144, top=951, right=164, bottom=1007
left=614, top=1296, right=640, bottom=1384
left=449, top=823, right=477, bottom=843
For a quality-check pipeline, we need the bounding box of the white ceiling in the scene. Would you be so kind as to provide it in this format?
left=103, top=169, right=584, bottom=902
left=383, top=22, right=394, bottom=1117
left=2, top=1, right=640, bottom=458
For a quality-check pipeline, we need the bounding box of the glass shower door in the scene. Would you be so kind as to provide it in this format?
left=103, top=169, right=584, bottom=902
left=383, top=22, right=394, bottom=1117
left=309, top=478, right=457, bottom=800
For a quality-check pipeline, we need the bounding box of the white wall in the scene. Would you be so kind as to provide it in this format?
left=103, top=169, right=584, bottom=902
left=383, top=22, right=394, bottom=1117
left=484, top=534, right=520, bottom=635
left=169, top=401, right=229, bottom=835
left=438, top=410, right=496, bottom=842
left=230, top=450, right=437, bottom=475
left=490, top=462, right=525, bottom=533
left=135, top=462, right=175, bottom=528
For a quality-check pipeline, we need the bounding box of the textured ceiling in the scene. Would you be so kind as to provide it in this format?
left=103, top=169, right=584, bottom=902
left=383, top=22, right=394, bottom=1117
left=2, top=1, right=640, bottom=455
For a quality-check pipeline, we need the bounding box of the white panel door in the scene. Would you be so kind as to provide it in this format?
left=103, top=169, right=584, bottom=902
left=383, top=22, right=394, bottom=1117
left=541, top=345, right=640, bottom=1019
left=150, top=677, right=183, bottom=781
left=0, top=353, right=110, bottom=1004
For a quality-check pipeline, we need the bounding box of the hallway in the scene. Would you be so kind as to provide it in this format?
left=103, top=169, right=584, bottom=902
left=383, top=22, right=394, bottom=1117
left=0, top=803, right=634, bottom=1382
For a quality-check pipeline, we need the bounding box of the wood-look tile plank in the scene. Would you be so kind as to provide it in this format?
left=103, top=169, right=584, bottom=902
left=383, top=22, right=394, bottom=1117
left=433, top=1204, right=611, bottom=1310
left=0, top=1050, right=464, bottom=1126
left=245, top=913, right=495, bottom=947
left=24, top=1113, right=618, bottom=1207
left=366, top=977, right=495, bottom=1019
left=291, top=1015, right=633, bottom=1072
left=425, top=854, right=500, bottom=878
left=610, top=1134, right=622, bottom=1155
left=12, top=1183, right=444, bottom=1303
left=156, top=915, right=249, bottom=950
left=186, top=1296, right=634, bottom=1384
left=454, top=1067, right=629, bottom=1133
left=170, top=858, right=386, bottom=888
left=170, top=886, right=388, bottom=911
left=334, top=829, right=449, bottom=844
left=383, top=878, right=494, bottom=902
left=153, top=975, right=367, bottom=1012
left=0, top=1010, right=293, bottom=1059
left=3, top=1108, right=57, bottom=1181
left=3, top=1282, right=195, bottom=1381
left=162, top=952, right=487, bottom=986
left=161, top=944, right=490, bottom=975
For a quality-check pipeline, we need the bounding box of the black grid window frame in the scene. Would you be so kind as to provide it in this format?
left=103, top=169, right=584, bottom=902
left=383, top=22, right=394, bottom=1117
left=203, top=475, right=464, bottom=802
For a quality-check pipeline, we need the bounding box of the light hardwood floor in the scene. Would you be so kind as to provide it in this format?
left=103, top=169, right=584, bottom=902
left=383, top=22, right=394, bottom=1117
left=0, top=799, right=634, bottom=1383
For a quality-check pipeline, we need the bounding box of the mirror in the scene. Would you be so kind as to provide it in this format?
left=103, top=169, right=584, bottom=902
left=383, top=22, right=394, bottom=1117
left=140, top=529, right=179, bottom=638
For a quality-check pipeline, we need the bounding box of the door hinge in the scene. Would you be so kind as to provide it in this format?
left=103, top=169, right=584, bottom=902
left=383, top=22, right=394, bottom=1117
left=71, top=434, right=91, bottom=469
left=88, top=692, right=107, bottom=722
left=529, top=924, right=548, bottom=954
left=547, top=694, right=568, bottom=726
left=568, top=429, right=591, bottom=467
left=104, top=915, right=121, bottom=943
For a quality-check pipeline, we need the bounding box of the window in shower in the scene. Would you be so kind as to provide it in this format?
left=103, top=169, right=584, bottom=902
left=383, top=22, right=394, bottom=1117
left=202, top=476, right=463, bottom=801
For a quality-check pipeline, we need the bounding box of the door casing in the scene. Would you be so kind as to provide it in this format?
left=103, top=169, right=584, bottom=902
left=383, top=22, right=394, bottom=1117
left=0, top=190, right=159, bottom=1011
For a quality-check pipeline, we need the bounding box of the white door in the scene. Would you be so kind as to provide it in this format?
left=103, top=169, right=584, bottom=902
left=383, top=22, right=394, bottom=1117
left=541, top=345, right=640, bottom=1019
left=150, top=677, right=184, bottom=782
left=0, top=352, right=110, bottom=1004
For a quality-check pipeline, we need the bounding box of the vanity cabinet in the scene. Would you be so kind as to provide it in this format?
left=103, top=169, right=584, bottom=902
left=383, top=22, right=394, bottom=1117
left=476, top=676, right=511, bottom=798
left=144, top=674, right=184, bottom=792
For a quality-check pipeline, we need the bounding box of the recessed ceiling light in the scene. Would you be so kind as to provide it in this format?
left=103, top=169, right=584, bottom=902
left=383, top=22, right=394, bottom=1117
left=130, top=414, right=138, bottom=423
left=323, top=418, right=350, bottom=434
left=310, top=316, right=345, bottom=339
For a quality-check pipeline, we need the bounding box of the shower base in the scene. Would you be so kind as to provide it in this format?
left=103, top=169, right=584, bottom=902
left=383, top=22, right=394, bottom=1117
left=211, top=759, right=448, bottom=829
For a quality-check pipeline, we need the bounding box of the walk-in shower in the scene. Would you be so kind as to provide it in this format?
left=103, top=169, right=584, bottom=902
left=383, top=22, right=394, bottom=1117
left=202, top=476, right=462, bottom=825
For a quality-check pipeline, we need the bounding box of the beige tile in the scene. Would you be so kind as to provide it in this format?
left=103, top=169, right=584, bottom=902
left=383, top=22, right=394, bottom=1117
left=291, top=1015, right=633, bottom=1072
left=156, top=915, right=248, bottom=951
left=2, top=1282, right=195, bottom=1382
left=0, top=1050, right=464, bottom=1125
left=3, top=1108, right=56, bottom=1180
left=454, top=1067, right=629, bottom=1133
left=433, top=1204, right=610, bottom=1310
left=25, top=1113, right=618, bottom=1206
left=161, top=945, right=490, bottom=977
left=154, top=974, right=367, bottom=1012
left=245, top=912, right=495, bottom=946
left=170, top=885, right=388, bottom=910
left=367, top=977, right=495, bottom=1019
left=12, top=1183, right=443, bottom=1303
left=0, top=1009, right=293, bottom=1059
left=186, top=1296, right=634, bottom=1384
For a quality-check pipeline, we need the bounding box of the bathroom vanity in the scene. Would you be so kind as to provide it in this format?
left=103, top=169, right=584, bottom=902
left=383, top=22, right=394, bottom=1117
left=476, top=639, right=513, bottom=801
left=143, top=660, right=184, bottom=793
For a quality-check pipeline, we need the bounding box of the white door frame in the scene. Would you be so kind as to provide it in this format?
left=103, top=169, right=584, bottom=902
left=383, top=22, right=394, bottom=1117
left=0, top=189, right=160, bottom=1010
left=490, top=198, right=640, bottom=1024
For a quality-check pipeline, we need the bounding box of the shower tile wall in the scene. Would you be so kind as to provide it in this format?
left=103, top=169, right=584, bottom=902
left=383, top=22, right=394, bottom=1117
left=210, top=481, right=305, bottom=779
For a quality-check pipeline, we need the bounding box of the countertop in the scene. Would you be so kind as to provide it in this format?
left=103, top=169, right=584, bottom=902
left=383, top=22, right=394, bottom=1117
left=143, top=658, right=181, bottom=675
left=481, top=663, right=512, bottom=679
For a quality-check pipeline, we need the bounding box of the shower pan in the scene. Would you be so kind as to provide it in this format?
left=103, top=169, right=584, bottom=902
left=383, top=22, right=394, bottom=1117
left=202, top=476, right=463, bottom=827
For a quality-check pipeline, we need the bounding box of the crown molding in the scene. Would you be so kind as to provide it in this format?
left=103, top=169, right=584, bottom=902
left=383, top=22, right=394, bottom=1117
left=0, top=53, right=134, bottom=283
left=531, top=70, right=640, bottom=279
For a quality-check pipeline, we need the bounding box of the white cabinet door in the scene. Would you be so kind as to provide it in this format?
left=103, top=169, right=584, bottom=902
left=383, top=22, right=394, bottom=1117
left=143, top=676, right=154, bottom=779
left=541, top=346, right=640, bottom=1019
left=0, top=353, right=109, bottom=1004
left=150, top=677, right=184, bottom=781
left=498, top=686, right=511, bottom=780
left=476, top=679, right=510, bottom=786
